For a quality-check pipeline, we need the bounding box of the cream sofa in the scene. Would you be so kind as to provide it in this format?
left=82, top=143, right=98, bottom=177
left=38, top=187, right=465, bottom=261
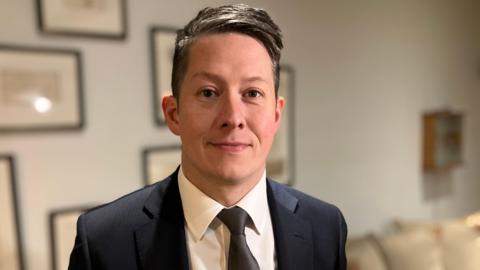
left=346, top=214, right=480, bottom=270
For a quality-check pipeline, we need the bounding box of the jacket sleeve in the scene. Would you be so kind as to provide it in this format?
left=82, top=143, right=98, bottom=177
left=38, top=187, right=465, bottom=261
left=336, top=209, right=348, bottom=270
left=68, top=214, right=92, bottom=270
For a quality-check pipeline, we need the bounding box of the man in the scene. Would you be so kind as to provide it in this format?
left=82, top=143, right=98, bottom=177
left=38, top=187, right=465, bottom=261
left=69, top=4, right=347, bottom=270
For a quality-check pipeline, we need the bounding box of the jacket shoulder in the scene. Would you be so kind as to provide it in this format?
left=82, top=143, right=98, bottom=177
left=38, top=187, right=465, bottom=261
left=268, top=180, right=348, bottom=268
left=268, top=180, right=345, bottom=224
left=80, top=178, right=171, bottom=234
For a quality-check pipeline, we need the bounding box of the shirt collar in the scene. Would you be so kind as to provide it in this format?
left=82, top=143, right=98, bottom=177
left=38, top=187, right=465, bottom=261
left=178, top=166, right=268, bottom=242
left=235, top=170, right=268, bottom=236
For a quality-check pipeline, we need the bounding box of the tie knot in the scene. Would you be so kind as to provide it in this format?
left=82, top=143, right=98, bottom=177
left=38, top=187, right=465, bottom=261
left=217, top=206, right=249, bottom=235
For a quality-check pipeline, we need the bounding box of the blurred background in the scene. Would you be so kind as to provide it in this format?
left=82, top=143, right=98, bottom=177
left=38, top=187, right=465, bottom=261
left=0, top=0, right=479, bottom=270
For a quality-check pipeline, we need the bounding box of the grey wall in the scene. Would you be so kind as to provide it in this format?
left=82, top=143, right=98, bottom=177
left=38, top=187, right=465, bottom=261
left=0, top=1, right=479, bottom=270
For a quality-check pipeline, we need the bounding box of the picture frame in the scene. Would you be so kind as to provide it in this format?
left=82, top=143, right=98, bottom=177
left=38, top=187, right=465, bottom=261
left=142, top=145, right=181, bottom=186
left=36, top=0, right=128, bottom=39
left=423, top=110, right=463, bottom=172
left=0, top=44, right=84, bottom=132
left=150, top=26, right=177, bottom=125
left=0, top=155, right=26, bottom=270
left=49, top=206, right=91, bottom=270
left=266, top=65, right=296, bottom=185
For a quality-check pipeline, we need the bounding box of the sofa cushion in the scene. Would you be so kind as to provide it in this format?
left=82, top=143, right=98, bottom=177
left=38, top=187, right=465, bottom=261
left=395, top=217, right=480, bottom=270
left=442, top=221, right=480, bottom=270
left=346, top=234, right=387, bottom=270
left=378, top=229, right=444, bottom=270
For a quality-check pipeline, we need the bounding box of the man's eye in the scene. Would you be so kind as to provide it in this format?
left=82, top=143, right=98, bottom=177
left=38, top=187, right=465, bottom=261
left=245, top=90, right=262, bottom=98
left=200, top=89, right=216, bottom=98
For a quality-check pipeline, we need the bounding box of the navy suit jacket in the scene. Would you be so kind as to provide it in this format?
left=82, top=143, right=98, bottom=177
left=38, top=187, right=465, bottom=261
left=69, top=170, right=347, bottom=270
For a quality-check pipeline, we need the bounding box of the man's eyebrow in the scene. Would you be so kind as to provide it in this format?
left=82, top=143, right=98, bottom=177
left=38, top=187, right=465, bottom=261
left=242, top=76, right=269, bottom=84
left=191, top=72, right=224, bottom=82
left=191, top=72, right=269, bottom=84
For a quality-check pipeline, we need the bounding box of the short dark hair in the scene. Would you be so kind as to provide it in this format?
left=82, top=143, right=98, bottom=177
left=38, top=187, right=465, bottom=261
left=171, top=4, right=283, bottom=99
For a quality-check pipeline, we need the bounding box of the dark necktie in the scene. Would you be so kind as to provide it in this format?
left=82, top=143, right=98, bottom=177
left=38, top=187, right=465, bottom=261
left=217, top=206, right=260, bottom=270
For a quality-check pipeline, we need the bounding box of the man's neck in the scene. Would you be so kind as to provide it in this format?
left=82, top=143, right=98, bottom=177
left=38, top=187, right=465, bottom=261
left=180, top=165, right=264, bottom=207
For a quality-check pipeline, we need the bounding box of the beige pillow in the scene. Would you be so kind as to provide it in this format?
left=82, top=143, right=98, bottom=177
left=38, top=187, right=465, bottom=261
left=441, top=221, right=480, bottom=270
left=346, top=235, right=387, bottom=270
left=393, top=219, right=444, bottom=238
left=378, top=229, right=444, bottom=270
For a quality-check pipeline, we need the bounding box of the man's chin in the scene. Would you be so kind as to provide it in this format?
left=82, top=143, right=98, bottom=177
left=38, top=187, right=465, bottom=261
left=212, top=168, right=261, bottom=186
left=213, top=172, right=244, bottom=184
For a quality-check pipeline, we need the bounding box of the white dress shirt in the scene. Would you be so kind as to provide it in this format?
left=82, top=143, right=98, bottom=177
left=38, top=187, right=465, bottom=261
left=178, top=166, right=276, bottom=270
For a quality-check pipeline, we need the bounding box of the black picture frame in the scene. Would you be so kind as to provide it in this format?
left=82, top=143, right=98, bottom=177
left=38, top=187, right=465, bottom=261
left=0, top=155, right=26, bottom=270
left=266, top=65, right=296, bottom=186
left=142, top=145, right=181, bottom=186
left=0, top=44, right=85, bottom=132
left=48, top=205, right=92, bottom=270
left=36, top=0, right=128, bottom=40
left=149, top=26, right=177, bottom=126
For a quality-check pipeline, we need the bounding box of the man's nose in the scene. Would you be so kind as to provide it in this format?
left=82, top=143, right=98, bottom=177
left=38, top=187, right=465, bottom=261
left=218, top=94, right=245, bottom=129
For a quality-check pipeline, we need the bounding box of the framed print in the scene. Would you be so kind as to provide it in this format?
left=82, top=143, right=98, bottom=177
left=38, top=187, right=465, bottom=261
left=266, top=66, right=295, bottom=185
left=423, top=110, right=463, bottom=172
left=0, top=45, right=84, bottom=132
left=49, top=206, right=91, bottom=270
left=0, top=155, right=25, bottom=270
left=37, top=0, right=127, bottom=39
left=142, top=145, right=181, bottom=185
left=150, top=26, right=177, bottom=125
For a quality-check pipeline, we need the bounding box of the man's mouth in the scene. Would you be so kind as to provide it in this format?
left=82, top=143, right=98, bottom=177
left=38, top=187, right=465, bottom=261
left=208, top=141, right=250, bottom=152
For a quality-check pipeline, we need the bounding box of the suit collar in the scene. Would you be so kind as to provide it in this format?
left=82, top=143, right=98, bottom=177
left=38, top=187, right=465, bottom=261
left=267, top=179, right=298, bottom=212
left=134, top=169, right=189, bottom=270
left=141, top=168, right=180, bottom=217
left=267, top=179, right=314, bottom=270
left=134, top=172, right=314, bottom=270
left=178, top=167, right=270, bottom=241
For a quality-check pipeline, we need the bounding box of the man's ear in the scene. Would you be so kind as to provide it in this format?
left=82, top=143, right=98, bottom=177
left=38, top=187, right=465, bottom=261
left=162, top=95, right=181, bottom=135
left=275, top=96, right=285, bottom=125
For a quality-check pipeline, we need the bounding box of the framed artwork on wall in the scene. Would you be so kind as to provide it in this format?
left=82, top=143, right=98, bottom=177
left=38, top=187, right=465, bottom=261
left=0, top=155, right=25, bottom=270
left=49, top=206, right=91, bottom=270
left=36, top=0, right=127, bottom=39
left=142, top=145, right=181, bottom=185
left=266, top=65, right=295, bottom=186
left=0, top=45, right=84, bottom=132
left=422, top=110, right=463, bottom=172
left=150, top=26, right=177, bottom=125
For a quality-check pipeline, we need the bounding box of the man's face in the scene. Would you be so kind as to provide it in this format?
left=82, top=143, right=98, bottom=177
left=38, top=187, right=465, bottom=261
left=163, top=33, right=283, bottom=187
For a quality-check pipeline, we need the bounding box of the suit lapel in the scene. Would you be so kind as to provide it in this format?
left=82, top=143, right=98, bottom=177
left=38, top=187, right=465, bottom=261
left=134, top=172, right=189, bottom=270
left=267, top=180, right=314, bottom=270
left=132, top=174, right=314, bottom=270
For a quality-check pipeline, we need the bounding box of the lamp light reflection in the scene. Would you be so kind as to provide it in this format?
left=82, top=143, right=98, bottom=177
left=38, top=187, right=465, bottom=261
left=34, top=97, right=52, bottom=113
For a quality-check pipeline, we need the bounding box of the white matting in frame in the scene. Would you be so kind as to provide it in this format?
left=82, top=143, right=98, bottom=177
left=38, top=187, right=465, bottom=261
left=49, top=206, right=90, bottom=270
left=267, top=66, right=295, bottom=185
left=37, top=0, right=127, bottom=39
left=0, top=155, right=25, bottom=270
left=150, top=27, right=177, bottom=125
left=143, top=145, right=181, bottom=185
left=0, top=45, right=84, bottom=132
